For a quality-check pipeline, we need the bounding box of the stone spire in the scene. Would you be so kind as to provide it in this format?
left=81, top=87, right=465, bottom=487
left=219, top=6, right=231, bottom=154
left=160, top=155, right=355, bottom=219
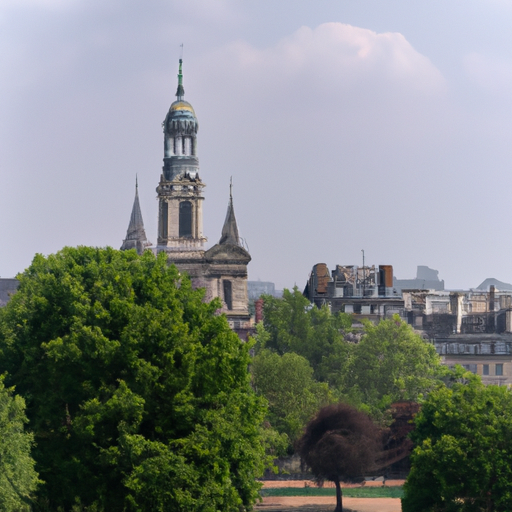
left=219, top=179, right=240, bottom=246
left=121, top=177, right=149, bottom=255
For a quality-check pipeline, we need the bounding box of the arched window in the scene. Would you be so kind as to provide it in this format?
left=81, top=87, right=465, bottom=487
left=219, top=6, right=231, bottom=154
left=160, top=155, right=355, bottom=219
left=160, top=200, right=168, bottom=239
left=179, top=201, right=192, bottom=237
left=223, top=280, right=233, bottom=310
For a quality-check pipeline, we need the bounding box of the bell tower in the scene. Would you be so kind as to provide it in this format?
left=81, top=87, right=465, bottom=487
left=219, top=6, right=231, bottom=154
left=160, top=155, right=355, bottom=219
left=157, top=59, right=206, bottom=254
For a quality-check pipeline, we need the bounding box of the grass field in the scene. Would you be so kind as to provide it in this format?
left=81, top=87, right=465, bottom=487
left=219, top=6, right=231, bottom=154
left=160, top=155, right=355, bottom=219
left=260, top=486, right=403, bottom=499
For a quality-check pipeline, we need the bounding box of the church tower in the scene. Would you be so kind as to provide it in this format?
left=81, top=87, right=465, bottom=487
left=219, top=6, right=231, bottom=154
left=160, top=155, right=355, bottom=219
left=156, top=59, right=206, bottom=256
left=121, top=57, right=253, bottom=338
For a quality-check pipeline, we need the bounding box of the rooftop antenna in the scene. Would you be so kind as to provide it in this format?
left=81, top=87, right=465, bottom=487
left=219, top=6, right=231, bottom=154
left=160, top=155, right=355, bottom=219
left=180, top=43, right=184, bottom=60
left=230, top=176, right=233, bottom=199
left=361, top=249, right=366, bottom=297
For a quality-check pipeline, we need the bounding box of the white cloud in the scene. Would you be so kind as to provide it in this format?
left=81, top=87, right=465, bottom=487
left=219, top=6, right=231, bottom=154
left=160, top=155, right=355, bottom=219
left=212, top=23, right=446, bottom=98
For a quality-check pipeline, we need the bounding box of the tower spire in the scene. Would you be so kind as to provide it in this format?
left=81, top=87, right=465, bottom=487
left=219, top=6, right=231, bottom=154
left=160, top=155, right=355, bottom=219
left=219, top=179, right=240, bottom=246
left=176, top=46, right=185, bottom=101
left=121, top=178, right=150, bottom=255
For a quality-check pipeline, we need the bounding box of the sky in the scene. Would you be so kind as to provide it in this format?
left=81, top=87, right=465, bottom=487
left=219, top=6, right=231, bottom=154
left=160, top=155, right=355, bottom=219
left=2, top=0, right=512, bottom=290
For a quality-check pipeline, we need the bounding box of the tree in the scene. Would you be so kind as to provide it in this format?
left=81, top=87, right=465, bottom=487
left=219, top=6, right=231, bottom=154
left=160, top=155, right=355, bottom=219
left=0, top=379, right=40, bottom=511
left=296, top=403, right=381, bottom=512
left=260, top=287, right=352, bottom=382
left=343, top=316, right=444, bottom=418
left=0, top=247, right=266, bottom=511
left=402, top=370, right=512, bottom=512
left=251, top=349, right=333, bottom=447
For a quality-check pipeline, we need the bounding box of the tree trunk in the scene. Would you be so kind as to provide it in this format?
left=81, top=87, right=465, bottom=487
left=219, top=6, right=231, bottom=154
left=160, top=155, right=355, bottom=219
left=334, top=477, right=343, bottom=512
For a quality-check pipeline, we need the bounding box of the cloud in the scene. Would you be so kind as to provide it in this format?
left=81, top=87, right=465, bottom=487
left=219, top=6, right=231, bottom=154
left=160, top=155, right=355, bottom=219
left=184, top=23, right=454, bottom=288
left=214, top=23, right=445, bottom=97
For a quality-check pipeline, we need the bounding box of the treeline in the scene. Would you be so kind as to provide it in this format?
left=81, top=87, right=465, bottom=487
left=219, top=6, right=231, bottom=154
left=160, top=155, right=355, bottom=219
left=253, top=289, right=512, bottom=511
left=0, top=247, right=268, bottom=512
left=250, top=287, right=444, bottom=452
left=2, top=249, right=512, bottom=512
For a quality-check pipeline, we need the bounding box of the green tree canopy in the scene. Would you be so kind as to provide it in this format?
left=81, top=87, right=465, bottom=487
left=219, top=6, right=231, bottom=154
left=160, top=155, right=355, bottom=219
left=402, top=370, right=512, bottom=512
left=260, top=287, right=352, bottom=382
left=251, top=349, right=333, bottom=446
left=343, top=316, right=444, bottom=417
left=0, top=379, right=40, bottom=511
left=0, top=247, right=266, bottom=512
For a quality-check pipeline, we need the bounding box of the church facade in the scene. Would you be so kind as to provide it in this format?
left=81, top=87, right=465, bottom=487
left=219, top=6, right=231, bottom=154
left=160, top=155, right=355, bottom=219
left=121, top=59, right=252, bottom=338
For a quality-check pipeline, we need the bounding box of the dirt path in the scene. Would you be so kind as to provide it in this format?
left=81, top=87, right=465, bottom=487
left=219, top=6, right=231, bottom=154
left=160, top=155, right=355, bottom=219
left=257, top=480, right=403, bottom=512
left=257, top=496, right=401, bottom=512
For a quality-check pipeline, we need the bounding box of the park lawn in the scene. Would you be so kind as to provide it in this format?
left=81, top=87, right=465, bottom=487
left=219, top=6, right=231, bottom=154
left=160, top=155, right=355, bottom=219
left=260, top=486, right=403, bottom=499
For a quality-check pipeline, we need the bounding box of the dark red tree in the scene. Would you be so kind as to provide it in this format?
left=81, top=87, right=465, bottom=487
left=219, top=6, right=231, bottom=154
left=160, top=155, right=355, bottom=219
left=375, top=401, right=420, bottom=478
left=296, top=403, right=381, bottom=512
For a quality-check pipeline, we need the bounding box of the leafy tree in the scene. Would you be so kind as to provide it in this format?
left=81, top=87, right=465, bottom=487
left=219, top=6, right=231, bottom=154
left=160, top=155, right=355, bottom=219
left=251, top=349, right=333, bottom=447
left=296, top=403, right=381, bottom=512
left=402, top=370, right=512, bottom=512
left=343, top=316, right=443, bottom=418
left=0, top=379, right=40, bottom=511
left=0, top=247, right=266, bottom=512
left=260, top=287, right=352, bottom=382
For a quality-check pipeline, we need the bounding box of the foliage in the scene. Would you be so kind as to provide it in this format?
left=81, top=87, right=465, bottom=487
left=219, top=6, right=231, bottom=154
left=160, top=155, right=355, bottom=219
left=0, top=378, right=40, bottom=511
left=342, top=316, right=444, bottom=418
left=251, top=349, right=333, bottom=446
left=402, top=369, right=512, bottom=512
left=296, top=403, right=382, bottom=512
left=0, top=247, right=266, bottom=512
left=259, top=287, right=352, bottom=382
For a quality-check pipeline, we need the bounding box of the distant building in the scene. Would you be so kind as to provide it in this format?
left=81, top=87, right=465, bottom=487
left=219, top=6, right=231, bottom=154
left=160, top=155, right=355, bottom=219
left=394, top=265, right=444, bottom=292
left=247, top=281, right=283, bottom=300
left=304, top=262, right=512, bottom=385
left=0, top=278, right=19, bottom=307
left=303, top=262, right=402, bottom=319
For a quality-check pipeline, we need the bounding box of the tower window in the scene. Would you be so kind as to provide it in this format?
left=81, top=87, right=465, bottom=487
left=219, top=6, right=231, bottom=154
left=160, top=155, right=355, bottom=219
left=179, top=201, right=192, bottom=237
left=160, top=201, right=168, bottom=239
left=223, top=280, right=233, bottom=310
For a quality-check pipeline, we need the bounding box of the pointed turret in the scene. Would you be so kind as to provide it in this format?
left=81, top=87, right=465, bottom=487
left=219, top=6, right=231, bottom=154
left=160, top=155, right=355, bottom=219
left=121, top=177, right=149, bottom=255
left=219, top=179, right=241, bottom=246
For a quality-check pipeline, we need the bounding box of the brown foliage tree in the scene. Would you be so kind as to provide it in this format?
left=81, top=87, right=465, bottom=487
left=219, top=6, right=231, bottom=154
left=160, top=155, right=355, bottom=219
left=379, top=401, right=420, bottom=476
left=296, top=403, right=381, bottom=512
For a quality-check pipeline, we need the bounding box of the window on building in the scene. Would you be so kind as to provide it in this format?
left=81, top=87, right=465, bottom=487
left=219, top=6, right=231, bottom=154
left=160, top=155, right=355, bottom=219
left=462, top=364, right=477, bottom=374
left=496, top=363, right=504, bottom=376
left=483, top=364, right=489, bottom=376
left=160, top=201, right=168, bottom=238
left=179, top=201, right=192, bottom=237
left=223, top=280, right=233, bottom=310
